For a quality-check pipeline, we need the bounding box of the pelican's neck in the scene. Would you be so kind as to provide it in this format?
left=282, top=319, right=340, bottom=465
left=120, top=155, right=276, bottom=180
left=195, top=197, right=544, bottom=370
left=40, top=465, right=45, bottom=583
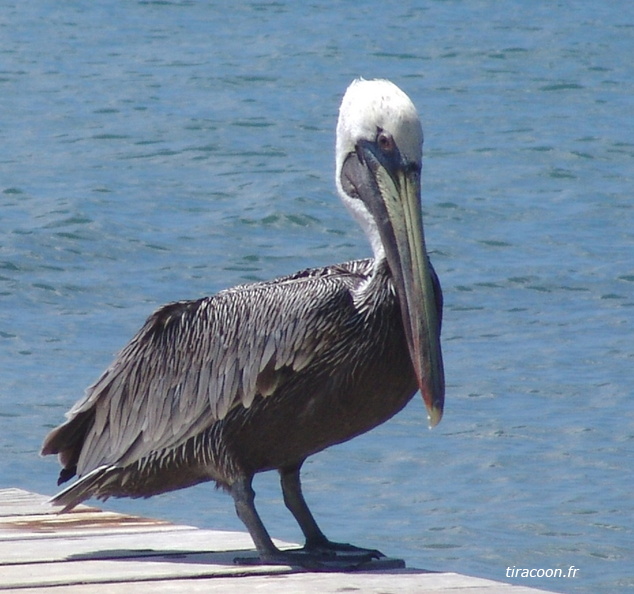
left=339, top=192, right=386, bottom=263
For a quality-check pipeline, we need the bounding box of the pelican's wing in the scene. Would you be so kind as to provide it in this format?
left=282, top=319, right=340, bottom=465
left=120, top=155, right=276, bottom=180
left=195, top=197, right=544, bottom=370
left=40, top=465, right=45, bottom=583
left=42, top=260, right=371, bottom=477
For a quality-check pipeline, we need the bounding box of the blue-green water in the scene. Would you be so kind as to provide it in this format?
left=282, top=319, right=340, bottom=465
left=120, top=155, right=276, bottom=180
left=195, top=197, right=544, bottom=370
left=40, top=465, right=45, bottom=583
left=1, top=2, right=632, bottom=592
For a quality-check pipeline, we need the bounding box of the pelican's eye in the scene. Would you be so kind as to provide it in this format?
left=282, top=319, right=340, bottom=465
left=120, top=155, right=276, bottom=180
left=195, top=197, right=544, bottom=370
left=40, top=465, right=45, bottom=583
left=376, top=130, right=396, bottom=154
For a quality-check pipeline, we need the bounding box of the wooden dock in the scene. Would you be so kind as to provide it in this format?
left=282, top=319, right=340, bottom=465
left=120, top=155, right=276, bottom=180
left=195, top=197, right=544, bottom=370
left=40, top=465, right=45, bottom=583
left=0, top=488, right=553, bottom=593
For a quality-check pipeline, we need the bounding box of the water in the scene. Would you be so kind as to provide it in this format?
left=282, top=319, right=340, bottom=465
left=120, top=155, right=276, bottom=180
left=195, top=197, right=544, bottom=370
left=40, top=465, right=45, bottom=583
left=1, top=2, right=632, bottom=592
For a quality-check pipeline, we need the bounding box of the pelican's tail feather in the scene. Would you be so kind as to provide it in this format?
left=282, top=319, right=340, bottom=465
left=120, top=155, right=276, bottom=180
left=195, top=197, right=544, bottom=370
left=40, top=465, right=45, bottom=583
left=49, top=465, right=118, bottom=512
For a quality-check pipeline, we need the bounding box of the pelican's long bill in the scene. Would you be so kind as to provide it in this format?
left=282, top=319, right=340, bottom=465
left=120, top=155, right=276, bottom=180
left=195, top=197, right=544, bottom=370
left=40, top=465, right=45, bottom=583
left=342, top=136, right=445, bottom=427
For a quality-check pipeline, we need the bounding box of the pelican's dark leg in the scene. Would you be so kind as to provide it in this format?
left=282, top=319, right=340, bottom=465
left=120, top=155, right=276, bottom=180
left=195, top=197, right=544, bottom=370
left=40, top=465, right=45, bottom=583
left=279, top=462, right=328, bottom=549
left=231, top=474, right=361, bottom=570
left=230, top=476, right=282, bottom=563
left=279, top=463, right=385, bottom=559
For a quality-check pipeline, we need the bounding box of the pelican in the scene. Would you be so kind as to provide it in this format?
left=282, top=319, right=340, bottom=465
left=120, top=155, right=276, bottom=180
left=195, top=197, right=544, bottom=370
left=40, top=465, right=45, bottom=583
left=41, top=79, right=445, bottom=568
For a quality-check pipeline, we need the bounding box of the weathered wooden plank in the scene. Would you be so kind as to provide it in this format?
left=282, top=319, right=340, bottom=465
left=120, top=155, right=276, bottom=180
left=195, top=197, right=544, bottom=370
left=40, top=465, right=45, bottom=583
left=0, top=489, right=554, bottom=593
left=0, top=488, right=95, bottom=517
left=0, top=553, right=297, bottom=589
left=0, top=510, right=191, bottom=540
left=0, top=488, right=197, bottom=544
left=4, top=572, right=554, bottom=593
left=0, top=510, right=176, bottom=531
left=0, top=527, right=263, bottom=564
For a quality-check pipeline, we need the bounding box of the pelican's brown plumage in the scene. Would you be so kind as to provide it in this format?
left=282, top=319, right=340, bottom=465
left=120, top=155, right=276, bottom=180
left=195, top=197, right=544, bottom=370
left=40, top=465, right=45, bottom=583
left=42, top=79, right=445, bottom=568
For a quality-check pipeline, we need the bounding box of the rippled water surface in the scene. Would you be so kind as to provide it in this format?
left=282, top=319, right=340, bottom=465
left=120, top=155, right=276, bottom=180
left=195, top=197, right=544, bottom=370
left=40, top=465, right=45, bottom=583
left=1, top=2, right=632, bottom=592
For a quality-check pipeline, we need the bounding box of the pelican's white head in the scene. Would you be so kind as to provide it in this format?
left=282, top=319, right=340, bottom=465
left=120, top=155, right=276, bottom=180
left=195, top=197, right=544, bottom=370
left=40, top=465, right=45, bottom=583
left=335, top=79, right=424, bottom=258
left=333, top=79, right=444, bottom=427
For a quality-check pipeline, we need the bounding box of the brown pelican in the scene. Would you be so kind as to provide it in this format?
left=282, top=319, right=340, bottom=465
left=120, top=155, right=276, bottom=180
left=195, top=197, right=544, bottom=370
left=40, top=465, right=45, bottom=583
left=41, top=79, right=445, bottom=568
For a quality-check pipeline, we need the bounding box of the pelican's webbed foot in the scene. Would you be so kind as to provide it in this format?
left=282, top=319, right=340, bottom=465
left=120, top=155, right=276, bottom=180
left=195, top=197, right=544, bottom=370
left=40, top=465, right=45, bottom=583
left=303, top=536, right=385, bottom=559
left=234, top=546, right=403, bottom=571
